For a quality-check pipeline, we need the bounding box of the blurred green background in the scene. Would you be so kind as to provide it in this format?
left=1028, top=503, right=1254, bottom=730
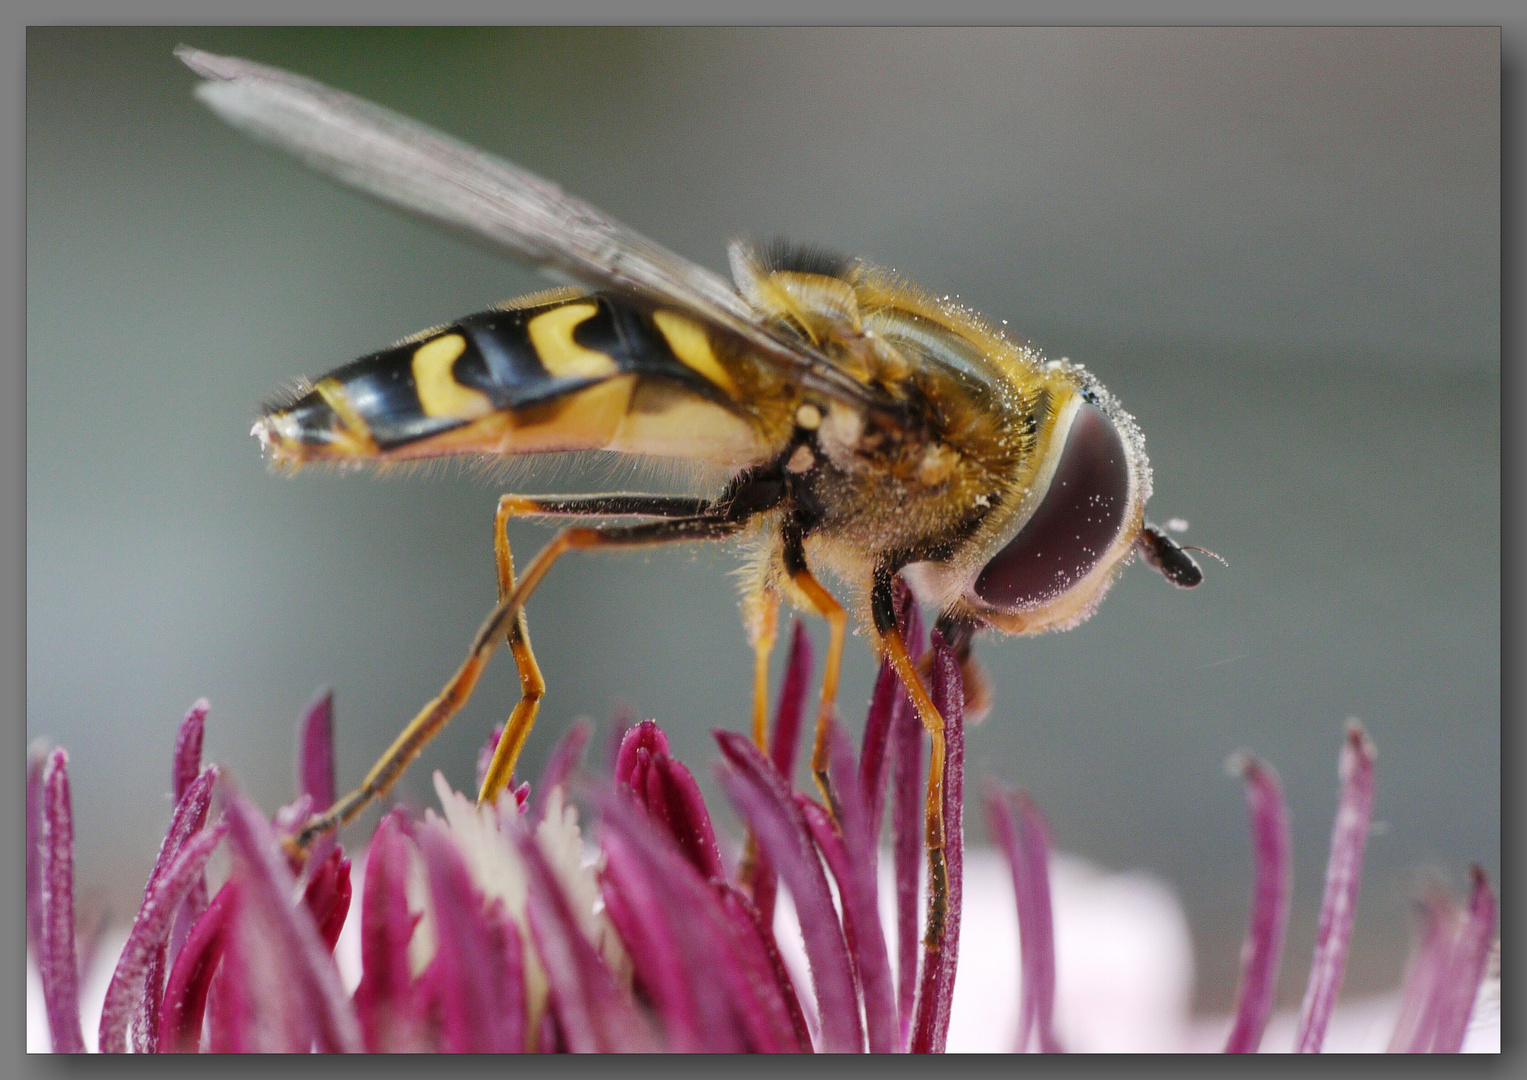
left=27, top=27, right=1498, bottom=1014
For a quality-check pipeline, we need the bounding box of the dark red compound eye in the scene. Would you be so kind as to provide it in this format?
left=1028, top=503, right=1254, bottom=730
left=974, top=402, right=1131, bottom=611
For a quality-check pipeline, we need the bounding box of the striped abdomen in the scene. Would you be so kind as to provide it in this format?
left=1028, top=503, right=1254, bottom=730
left=253, top=291, right=786, bottom=469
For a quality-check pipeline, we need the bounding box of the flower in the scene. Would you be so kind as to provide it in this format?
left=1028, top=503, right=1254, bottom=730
left=27, top=590, right=1498, bottom=1052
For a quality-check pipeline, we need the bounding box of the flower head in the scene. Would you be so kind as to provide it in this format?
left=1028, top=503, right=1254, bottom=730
left=27, top=610, right=1498, bottom=1053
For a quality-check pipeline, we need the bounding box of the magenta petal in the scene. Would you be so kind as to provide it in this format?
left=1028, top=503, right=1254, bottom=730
left=353, top=810, right=427, bottom=1052
left=887, top=589, right=927, bottom=1046
left=1294, top=721, right=1378, bottom=1053
left=1386, top=879, right=1459, bottom=1053
left=416, top=820, right=526, bottom=1053
left=158, top=880, right=238, bottom=1053
left=771, top=620, right=814, bottom=784
left=26, top=743, right=47, bottom=963
left=986, top=784, right=1062, bottom=1054
left=909, top=637, right=965, bottom=1055
left=296, top=688, right=336, bottom=811
left=515, top=822, right=658, bottom=1052
left=533, top=718, right=592, bottom=819
left=857, top=661, right=901, bottom=849
left=475, top=722, right=506, bottom=795
left=798, top=726, right=898, bottom=1052
left=890, top=676, right=923, bottom=1048
left=714, top=882, right=813, bottom=1052
left=615, top=719, right=669, bottom=786
left=1223, top=754, right=1294, bottom=1053
left=1430, top=866, right=1497, bottom=1053
left=859, top=577, right=919, bottom=837
left=173, top=699, right=209, bottom=806
left=599, top=815, right=738, bottom=1051
left=37, top=748, right=85, bottom=1053
left=748, top=621, right=815, bottom=931
left=602, top=791, right=802, bottom=1052
left=649, top=751, right=726, bottom=881
left=716, top=730, right=863, bottom=1053
left=221, top=790, right=364, bottom=1053
left=98, top=819, right=229, bottom=1053
left=302, top=847, right=353, bottom=954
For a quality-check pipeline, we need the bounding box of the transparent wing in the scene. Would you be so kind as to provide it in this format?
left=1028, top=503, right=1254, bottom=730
left=177, top=47, right=898, bottom=417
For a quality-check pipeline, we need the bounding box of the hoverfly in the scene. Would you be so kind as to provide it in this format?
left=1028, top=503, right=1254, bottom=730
left=179, top=48, right=1203, bottom=940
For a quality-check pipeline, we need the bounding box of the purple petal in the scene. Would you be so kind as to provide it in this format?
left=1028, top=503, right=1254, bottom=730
left=165, top=705, right=210, bottom=1007
left=158, top=880, right=238, bottom=1053
left=1294, top=721, right=1377, bottom=1053
left=986, top=784, right=1062, bottom=1054
left=476, top=722, right=506, bottom=795
left=713, top=882, right=814, bottom=1053
left=885, top=582, right=927, bottom=1047
left=749, top=620, right=814, bottom=931
left=296, top=688, right=336, bottom=811
left=26, top=742, right=47, bottom=963
left=98, top=819, right=228, bottom=1053
left=173, top=699, right=208, bottom=806
left=802, top=724, right=898, bottom=1052
left=1430, top=866, right=1497, bottom=1053
left=131, top=951, right=166, bottom=1054
left=1386, top=878, right=1459, bottom=1053
left=1223, top=754, right=1293, bottom=1053
left=606, top=806, right=787, bottom=1050
left=302, top=847, right=352, bottom=953
left=859, top=577, right=919, bottom=837
left=37, top=748, right=85, bottom=1053
left=221, top=790, right=364, bottom=1053
left=515, top=822, right=659, bottom=1052
left=614, top=719, right=668, bottom=785
left=602, top=794, right=803, bottom=1052
left=599, top=813, right=741, bottom=1051
left=353, top=810, right=427, bottom=1052
left=770, top=619, right=814, bottom=784
left=416, top=820, right=526, bottom=1053
left=909, top=637, right=964, bottom=1055
left=890, top=663, right=924, bottom=1048
left=647, top=751, right=726, bottom=881
left=716, top=730, right=863, bottom=1053
left=111, top=763, right=220, bottom=1052
left=533, top=718, right=592, bottom=819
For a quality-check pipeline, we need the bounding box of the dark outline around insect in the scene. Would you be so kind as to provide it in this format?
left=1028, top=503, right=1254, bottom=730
left=178, top=47, right=1204, bottom=949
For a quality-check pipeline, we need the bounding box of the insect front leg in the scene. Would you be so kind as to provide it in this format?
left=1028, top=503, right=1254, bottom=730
left=290, top=498, right=737, bottom=854
left=872, top=569, right=951, bottom=950
left=780, top=523, right=849, bottom=819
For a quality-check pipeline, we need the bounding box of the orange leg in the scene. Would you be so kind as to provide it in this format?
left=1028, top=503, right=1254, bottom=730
left=291, top=497, right=737, bottom=853
left=791, top=568, right=848, bottom=814
left=748, top=588, right=781, bottom=752
left=870, top=568, right=949, bottom=947
left=476, top=496, right=547, bottom=805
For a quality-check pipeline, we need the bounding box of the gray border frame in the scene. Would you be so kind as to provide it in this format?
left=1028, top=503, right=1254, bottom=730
left=11, top=1, right=1515, bottom=1070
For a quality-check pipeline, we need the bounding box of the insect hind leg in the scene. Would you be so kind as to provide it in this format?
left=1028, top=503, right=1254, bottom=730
left=290, top=493, right=738, bottom=854
left=479, top=492, right=719, bottom=803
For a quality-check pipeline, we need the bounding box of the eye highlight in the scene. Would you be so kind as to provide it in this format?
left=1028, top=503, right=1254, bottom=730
left=973, top=402, right=1130, bottom=611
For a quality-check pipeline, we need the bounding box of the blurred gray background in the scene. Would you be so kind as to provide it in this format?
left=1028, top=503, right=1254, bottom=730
left=27, top=27, right=1498, bottom=1014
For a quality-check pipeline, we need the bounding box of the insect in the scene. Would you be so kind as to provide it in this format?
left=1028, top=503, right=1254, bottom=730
left=180, top=47, right=1204, bottom=941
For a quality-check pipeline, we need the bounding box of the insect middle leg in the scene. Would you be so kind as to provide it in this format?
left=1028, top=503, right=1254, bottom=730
left=291, top=498, right=736, bottom=853
left=478, top=493, right=713, bottom=804
left=780, top=524, right=849, bottom=817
